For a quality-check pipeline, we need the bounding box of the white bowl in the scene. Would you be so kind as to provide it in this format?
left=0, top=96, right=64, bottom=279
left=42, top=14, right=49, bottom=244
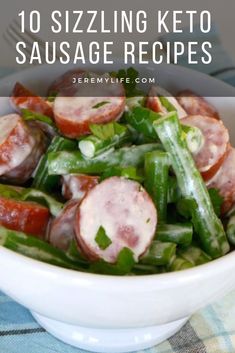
left=0, top=62, right=235, bottom=353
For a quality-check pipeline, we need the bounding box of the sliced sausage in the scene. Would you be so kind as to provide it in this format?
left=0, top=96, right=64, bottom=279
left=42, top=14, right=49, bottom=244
left=1, top=127, right=47, bottom=184
left=206, top=147, right=235, bottom=214
left=0, top=197, right=50, bottom=237
left=62, top=174, right=99, bottom=201
left=11, top=82, right=54, bottom=118
left=75, top=176, right=157, bottom=263
left=0, top=114, right=36, bottom=176
left=177, top=90, right=220, bottom=120
left=53, top=74, right=125, bottom=138
left=47, top=69, right=85, bottom=95
left=146, top=85, right=187, bottom=118
left=181, top=115, right=229, bottom=180
left=48, top=199, right=79, bottom=251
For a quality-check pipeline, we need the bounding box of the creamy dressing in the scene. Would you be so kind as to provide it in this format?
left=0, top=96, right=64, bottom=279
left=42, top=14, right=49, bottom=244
left=79, top=140, right=95, bottom=158
left=62, top=174, right=85, bottom=200
left=0, top=114, right=19, bottom=144
left=0, top=115, right=36, bottom=176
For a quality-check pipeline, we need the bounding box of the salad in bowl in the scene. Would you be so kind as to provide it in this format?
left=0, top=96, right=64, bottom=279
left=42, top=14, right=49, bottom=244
left=0, top=66, right=233, bottom=277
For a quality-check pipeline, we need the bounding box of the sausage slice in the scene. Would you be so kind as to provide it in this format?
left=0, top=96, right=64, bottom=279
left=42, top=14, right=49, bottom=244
left=0, top=114, right=35, bottom=176
left=53, top=74, right=125, bottom=138
left=181, top=115, right=229, bottom=180
left=2, top=128, right=46, bottom=184
left=177, top=90, right=220, bottom=120
left=11, top=82, right=54, bottom=118
left=75, top=177, right=157, bottom=263
left=48, top=200, right=79, bottom=251
left=0, top=197, right=50, bottom=237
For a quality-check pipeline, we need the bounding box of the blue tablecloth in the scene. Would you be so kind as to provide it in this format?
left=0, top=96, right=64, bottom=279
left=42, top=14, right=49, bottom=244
left=1, top=23, right=235, bottom=353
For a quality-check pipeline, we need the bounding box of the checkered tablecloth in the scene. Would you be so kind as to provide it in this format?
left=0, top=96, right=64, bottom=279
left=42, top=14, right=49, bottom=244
left=1, top=290, right=235, bottom=353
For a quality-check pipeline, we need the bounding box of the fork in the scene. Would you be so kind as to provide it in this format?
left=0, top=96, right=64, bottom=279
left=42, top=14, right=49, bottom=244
left=3, top=19, right=60, bottom=62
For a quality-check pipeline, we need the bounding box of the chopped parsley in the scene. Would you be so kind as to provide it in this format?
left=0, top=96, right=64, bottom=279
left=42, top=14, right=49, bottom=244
left=89, top=247, right=135, bottom=275
left=95, top=226, right=112, bottom=250
left=92, top=101, right=109, bottom=109
left=89, top=121, right=127, bottom=140
left=110, top=67, right=144, bottom=97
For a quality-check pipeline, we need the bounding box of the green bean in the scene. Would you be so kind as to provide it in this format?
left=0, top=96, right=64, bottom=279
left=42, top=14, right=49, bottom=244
left=126, top=107, right=202, bottom=153
left=155, top=223, right=193, bottom=246
left=178, top=245, right=211, bottom=266
left=100, top=166, right=144, bottom=182
left=79, top=135, right=113, bottom=158
left=176, top=198, right=197, bottom=219
left=33, top=136, right=77, bottom=191
left=169, top=256, right=194, bottom=271
left=140, top=241, right=176, bottom=266
left=178, top=193, right=223, bottom=223
left=78, top=130, right=131, bottom=158
left=20, top=189, right=63, bottom=217
left=132, top=264, right=166, bottom=275
left=0, top=226, right=87, bottom=271
left=48, top=143, right=162, bottom=175
left=144, top=151, right=170, bottom=222
left=0, top=185, right=63, bottom=217
left=153, top=112, right=229, bottom=258
left=159, top=96, right=176, bottom=112
left=0, top=184, right=22, bottom=199
left=208, top=188, right=223, bottom=217
left=167, top=177, right=181, bottom=203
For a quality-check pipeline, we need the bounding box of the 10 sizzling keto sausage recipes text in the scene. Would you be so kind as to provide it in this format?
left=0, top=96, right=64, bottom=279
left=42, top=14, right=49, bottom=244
left=16, top=10, right=213, bottom=65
